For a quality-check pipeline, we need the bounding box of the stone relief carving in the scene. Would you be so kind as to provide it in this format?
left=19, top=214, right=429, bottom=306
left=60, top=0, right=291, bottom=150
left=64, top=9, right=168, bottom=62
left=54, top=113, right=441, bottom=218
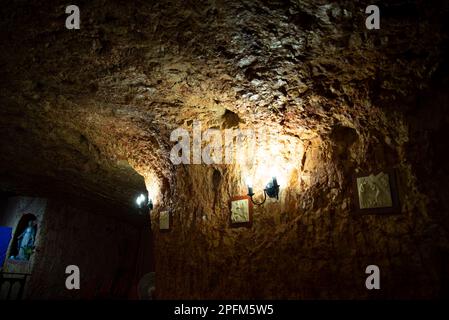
left=230, top=199, right=249, bottom=223
left=357, top=172, right=393, bottom=209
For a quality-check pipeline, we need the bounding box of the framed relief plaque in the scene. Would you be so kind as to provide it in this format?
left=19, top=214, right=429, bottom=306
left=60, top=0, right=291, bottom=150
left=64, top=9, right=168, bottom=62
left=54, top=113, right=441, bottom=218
left=159, top=211, right=170, bottom=231
left=229, top=195, right=253, bottom=228
left=353, top=169, right=400, bottom=215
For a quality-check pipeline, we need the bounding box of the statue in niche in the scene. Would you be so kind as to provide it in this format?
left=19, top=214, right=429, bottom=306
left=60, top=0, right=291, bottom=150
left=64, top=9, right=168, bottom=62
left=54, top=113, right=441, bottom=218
left=13, top=221, right=36, bottom=261
left=357, top=172, right=393, bottom=209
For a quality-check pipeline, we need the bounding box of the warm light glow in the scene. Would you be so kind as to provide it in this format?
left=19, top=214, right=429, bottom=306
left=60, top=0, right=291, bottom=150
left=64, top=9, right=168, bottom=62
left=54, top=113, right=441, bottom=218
left=239, top=129, right=304, bottom=193
left=129, top=160, right=161, bottom=207
left=144, top=171, right=161, bottom=206
left=268, top=167, right=278, bottom=182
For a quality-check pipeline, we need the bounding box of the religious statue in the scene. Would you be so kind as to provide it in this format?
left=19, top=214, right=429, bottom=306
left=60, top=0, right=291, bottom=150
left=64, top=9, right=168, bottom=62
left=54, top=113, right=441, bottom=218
left=13, top=221, right=36, bottom=261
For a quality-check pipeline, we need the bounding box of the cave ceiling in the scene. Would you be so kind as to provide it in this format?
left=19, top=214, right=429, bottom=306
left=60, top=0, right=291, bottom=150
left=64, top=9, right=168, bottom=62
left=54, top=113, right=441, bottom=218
left=0, top=0, right=447, bottom=206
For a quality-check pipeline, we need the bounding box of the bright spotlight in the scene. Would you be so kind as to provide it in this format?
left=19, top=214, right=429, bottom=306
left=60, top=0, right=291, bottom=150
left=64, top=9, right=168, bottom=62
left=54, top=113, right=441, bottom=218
left=136, top=193, right=146, bottom=207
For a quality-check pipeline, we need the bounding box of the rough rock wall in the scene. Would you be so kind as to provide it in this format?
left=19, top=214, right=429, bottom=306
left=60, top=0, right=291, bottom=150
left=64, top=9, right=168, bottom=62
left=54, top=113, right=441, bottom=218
left=0, top=0, right=448, bottom=299
left=2, top=0, right=448, bottom=207
left=153, top=116, right=449, bottom=299
left=152, top=67, right=449, bottom=299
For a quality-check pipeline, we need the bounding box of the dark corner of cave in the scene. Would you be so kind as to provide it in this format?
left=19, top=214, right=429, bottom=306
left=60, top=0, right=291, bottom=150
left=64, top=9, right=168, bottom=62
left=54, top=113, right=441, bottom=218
left=0, top=0, right=448, bottom=306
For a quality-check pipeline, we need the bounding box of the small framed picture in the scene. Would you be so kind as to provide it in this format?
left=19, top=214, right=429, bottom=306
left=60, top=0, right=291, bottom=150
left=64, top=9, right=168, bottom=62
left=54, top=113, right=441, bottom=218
left=353, top=169, right=400, bottom=215
left=159, top=211, right=170, bottom=231
left=229, top=195, right=253, bottom=228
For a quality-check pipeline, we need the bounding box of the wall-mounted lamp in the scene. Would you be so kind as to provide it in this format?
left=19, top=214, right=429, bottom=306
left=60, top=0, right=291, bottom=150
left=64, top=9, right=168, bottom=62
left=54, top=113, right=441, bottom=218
left=136, top=193, right=153, bottom=213
left=247, top=177, right=280, bottom=205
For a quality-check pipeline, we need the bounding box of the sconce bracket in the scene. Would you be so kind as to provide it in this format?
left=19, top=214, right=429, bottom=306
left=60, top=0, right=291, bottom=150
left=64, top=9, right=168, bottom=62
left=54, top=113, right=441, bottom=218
left=264, top=179, right=280, bottom=200
left=247, top=177, right=280, bottom=205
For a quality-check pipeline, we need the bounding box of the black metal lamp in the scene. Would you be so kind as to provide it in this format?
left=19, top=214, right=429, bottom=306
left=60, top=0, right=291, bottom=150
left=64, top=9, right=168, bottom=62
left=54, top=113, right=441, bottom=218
left=147, top=199, right=154, bottom=211
left=247, top=177, right=280, bottom=205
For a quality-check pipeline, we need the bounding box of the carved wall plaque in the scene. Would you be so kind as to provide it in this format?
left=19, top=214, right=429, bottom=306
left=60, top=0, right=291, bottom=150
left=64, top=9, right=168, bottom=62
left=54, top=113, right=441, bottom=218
left=357, top=172, right=393, bottom=209
left=229, top=196, right=253, bottom=227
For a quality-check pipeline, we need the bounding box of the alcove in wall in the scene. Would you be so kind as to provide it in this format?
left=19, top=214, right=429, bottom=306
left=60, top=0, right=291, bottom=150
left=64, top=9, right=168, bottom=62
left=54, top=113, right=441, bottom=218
left=8, top=213, right=37, bottom=261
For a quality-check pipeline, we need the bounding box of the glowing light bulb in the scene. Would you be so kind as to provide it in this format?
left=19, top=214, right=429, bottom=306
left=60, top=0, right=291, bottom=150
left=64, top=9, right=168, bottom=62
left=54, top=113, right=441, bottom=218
left=245, top=177, right=253, bottom=188
left=136, top=193, right=146, bottom=206
left=269, top=167, right=277, bottom=179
